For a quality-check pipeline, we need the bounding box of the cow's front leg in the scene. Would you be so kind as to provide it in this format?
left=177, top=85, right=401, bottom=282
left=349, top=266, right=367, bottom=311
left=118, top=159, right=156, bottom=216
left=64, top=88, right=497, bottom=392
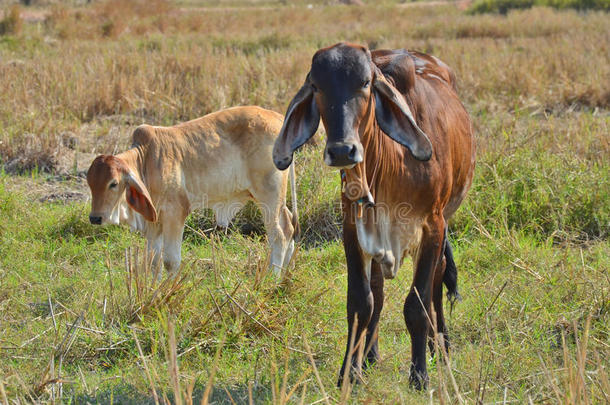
left=161, top=209, right=187, bottom=275
left=337, top=225, right=373, bottom=386
left=404, top=214, right=445, bottom=390
left=144, top=223, right=163, bottom=277
left=363, top=261, right=384, bottom=369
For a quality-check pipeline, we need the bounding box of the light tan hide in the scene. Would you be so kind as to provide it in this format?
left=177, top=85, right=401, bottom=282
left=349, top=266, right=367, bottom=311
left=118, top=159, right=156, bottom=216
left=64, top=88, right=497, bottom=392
left=86, top=106, right=298, bottom=277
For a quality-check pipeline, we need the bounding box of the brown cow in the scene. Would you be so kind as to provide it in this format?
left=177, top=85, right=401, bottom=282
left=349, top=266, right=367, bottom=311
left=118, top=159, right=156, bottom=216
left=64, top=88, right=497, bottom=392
left=274, top=43, right=475, bottom=389
left=87, top=106, right=299, bottom=278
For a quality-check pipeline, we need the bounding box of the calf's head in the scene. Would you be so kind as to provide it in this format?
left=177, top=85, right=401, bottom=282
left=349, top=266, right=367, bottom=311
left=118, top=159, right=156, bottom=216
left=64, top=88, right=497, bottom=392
left=86, top=155, right=157, bottom=225
left=273, top=42, right=432, bottom=170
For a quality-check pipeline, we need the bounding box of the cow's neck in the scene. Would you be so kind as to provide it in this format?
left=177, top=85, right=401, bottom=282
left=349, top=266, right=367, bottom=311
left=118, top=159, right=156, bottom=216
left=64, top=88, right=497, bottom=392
left=113, top=146, right=150, bottom=229
left=347, top=96, right=407, bottom=280
left=343, top=96, right=400, bottom=205
left=116, top=146, right=147, bottom=184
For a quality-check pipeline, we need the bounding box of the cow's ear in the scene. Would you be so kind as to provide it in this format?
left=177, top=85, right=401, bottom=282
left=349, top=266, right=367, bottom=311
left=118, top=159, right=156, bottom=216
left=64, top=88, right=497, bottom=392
left=273, top=74, right=320, bottom=170
left=124, top=172, right=157, bottom=222
left=373, top=68, right=433, bottom=161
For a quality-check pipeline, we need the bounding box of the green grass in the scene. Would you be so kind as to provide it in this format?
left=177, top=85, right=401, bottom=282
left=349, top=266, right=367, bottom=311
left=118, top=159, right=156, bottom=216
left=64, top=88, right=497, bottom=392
left=1, top=126, right=608, bottom=402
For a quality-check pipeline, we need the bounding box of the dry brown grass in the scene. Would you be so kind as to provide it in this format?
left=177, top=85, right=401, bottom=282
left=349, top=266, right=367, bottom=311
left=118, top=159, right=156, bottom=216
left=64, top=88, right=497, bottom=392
left=0, top=4, right=21, bottom=35
left=0, top=5, right=607, bottom=174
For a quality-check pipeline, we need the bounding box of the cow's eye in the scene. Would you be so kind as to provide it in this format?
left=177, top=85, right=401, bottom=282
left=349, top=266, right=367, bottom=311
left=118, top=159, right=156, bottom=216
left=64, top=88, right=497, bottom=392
left=109, top=181, right=118, bottom=189
left=311, top=83, right=318, bottom=92
left=363, top=80, right=370, bottom=89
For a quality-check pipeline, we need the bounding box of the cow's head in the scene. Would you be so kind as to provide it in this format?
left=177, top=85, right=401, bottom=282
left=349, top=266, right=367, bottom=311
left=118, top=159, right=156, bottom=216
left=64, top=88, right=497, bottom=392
left=273, top=42, right=432, bottom=170
left=86, top=155, right=157, bottom=225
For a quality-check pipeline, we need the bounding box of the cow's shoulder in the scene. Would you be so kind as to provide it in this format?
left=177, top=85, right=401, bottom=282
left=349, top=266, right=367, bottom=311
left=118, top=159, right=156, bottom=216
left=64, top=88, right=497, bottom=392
left=408, top=50, right=456, bottom=90
left=372, top=49, right=416, bottom=95
left=372, top=49, right=456, bottom=92
left=131, top=124, right=157, bottom=148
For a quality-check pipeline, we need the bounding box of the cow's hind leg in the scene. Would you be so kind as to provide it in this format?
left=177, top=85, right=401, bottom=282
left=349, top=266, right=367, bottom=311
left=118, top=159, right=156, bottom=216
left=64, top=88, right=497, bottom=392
left=252, top=171, right=292, bottom=278
left=279, top=206, right=296, bottom=269
left=429, top=253, right=449, bottom=356
left=431, top=230, right=461, bottom=352
left=429, top=228, right=458, bottom=355
left=404, top=215, right=445, bottom=390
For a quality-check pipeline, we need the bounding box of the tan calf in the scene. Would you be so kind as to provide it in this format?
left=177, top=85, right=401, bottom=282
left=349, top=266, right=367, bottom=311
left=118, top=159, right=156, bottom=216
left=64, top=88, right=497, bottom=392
left=87, top=106, right=299, bottom=277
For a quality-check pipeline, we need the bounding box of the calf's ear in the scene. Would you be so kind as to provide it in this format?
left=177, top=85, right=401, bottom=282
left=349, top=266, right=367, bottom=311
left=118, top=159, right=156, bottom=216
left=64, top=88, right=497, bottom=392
left=124, top=172, right=157, bottom=222
left=273, top=74, right=320, bottom=170
left=373, top=68, right=433, bottom=161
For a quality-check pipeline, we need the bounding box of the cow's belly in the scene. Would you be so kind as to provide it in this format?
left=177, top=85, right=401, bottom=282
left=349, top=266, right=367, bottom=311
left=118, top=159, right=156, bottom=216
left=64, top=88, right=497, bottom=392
left=185, top=158, right=251, bottom=208
left=183, top=157, right=254, bottom=227
left=395, top=216, right=424, bottom=275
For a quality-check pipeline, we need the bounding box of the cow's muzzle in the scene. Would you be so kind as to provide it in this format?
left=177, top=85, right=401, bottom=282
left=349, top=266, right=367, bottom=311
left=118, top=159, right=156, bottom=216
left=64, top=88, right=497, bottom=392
left=324, top=141, right=363, bottom=168
left=89, top=215, right=102, bottom=225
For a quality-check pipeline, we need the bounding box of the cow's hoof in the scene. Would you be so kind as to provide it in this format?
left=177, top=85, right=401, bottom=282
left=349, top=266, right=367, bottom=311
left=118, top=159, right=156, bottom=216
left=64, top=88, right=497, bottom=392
left=409, top=366, right=428, bottom=391
left=337, top=366, right=363, bottom=388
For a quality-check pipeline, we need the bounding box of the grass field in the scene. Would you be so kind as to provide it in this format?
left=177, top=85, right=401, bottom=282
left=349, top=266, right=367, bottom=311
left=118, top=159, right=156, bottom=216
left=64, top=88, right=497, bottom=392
left=0, top=1, right=608, bottom=403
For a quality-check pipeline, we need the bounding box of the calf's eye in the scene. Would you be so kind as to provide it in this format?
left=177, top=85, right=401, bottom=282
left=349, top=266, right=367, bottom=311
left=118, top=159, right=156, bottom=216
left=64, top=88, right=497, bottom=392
left=363, top=80, right=370, bottom=89
left=109, top=181, right=118, bottom=189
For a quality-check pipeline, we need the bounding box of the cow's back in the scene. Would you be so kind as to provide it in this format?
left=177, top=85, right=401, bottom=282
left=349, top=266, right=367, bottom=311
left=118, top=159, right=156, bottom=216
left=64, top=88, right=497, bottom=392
left=372, top=49, right=475, bottom=218
left=148, top=106, right=284, bottom=210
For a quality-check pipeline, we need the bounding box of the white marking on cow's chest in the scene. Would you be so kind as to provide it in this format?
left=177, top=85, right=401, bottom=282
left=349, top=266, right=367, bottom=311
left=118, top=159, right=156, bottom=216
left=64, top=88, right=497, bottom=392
left=355, top=204, right=423, bottom=280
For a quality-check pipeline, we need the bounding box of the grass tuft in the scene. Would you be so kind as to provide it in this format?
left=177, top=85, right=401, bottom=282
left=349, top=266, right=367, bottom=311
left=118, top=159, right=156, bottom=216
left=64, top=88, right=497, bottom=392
left=0, top=5, right=22, bottom=36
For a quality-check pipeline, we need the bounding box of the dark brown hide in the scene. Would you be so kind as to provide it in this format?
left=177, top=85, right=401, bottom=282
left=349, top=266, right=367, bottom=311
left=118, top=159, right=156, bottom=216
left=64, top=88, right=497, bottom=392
left=275, top=43, right=475, bottom=389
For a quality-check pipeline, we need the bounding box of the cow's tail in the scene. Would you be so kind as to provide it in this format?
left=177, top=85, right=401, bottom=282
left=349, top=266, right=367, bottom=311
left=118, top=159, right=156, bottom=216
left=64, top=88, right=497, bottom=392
left=443, top=228, right=461, bottom=310
left=289, top=161, right=301, bottom=242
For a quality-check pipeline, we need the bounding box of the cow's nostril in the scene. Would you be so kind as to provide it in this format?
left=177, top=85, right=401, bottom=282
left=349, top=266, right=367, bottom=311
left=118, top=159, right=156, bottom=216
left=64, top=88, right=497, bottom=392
left=348, top=144, right=357, bottom=160
left=89, top=215, right=102, bottom=225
